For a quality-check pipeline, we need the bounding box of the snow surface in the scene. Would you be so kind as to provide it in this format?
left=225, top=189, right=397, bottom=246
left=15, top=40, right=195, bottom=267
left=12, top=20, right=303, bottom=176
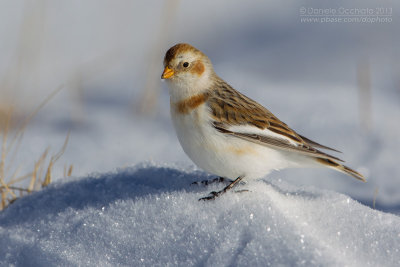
left=1, top=163, right=400, bottom=266
left=1, top=0, right=400, bottom=266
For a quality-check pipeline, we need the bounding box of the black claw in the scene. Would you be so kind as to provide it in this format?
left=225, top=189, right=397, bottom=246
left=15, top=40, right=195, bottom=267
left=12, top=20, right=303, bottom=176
left=198, top=191, right=219, bottom=201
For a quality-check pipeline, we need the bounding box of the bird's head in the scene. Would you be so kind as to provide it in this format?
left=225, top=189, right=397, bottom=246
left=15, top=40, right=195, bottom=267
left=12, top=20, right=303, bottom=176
left=161, top=43, right=214, bottom=100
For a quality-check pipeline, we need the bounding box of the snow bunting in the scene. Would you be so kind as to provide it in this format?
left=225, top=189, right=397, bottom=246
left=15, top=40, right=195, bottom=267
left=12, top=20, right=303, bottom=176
left=161, top=43, right=365, bottom=200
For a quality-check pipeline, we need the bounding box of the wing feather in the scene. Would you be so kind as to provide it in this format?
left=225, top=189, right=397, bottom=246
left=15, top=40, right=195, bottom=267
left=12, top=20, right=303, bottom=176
left=207, top=79, right=343, bottom=161
left=212, top=122, right=344, bottom=162
left=298, top=134, right=341, bottom=153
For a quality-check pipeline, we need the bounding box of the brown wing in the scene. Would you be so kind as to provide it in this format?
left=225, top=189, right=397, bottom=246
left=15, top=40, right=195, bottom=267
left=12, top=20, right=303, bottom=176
left=207, top=78, right=343, bottom=161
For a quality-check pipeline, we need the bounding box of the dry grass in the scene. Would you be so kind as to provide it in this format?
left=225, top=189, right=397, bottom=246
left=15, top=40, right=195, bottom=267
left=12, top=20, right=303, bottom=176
left=0, top=2, right=73, bottom=210
left=0, top=88, right=71, bottom=211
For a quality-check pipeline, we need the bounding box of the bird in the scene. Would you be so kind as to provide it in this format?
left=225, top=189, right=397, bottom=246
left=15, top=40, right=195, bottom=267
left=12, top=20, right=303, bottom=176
left=161, top=43, right=365, bottom=201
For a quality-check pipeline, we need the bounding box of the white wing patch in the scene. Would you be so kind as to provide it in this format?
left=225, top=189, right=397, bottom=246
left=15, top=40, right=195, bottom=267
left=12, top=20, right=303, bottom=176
left=226, top=124, right=301, bottom=146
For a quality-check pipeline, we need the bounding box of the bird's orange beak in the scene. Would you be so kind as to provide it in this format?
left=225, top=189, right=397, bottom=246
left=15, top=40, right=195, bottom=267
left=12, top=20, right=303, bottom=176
left=161, top=66, right=174, bottom=79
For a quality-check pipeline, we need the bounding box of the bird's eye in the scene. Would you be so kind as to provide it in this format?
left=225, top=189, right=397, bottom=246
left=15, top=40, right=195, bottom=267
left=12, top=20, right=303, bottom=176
left=183, top=62, right=189, bottom=68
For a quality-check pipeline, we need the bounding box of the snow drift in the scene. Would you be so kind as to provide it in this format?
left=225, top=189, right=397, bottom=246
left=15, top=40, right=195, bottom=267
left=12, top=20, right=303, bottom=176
left=1, top=163, right=399, bottom=266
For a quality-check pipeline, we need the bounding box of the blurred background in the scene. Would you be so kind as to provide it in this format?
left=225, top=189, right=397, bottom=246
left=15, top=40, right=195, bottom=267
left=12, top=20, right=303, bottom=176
left=0, top=0, right=399, bottom=212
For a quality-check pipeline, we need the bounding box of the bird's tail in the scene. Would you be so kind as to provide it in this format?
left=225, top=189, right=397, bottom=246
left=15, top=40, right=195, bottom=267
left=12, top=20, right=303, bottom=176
left=316, top=158, right=366, bottom=182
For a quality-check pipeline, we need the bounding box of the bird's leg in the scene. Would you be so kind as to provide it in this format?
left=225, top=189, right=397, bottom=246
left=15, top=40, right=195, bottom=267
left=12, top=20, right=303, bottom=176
left=199, top=176, right=244, bottom=201
left=191, top=177, right=230, bottom=186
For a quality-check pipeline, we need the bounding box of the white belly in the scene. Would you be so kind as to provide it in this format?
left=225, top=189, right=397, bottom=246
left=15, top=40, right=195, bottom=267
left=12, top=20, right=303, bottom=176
left=170, top=104, right=295, bottom=180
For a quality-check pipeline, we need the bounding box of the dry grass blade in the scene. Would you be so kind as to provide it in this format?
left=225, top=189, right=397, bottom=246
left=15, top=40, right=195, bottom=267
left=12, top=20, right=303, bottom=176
left=64, top=164, right=74, bottom=178
left=7, top=85, right=64, bottom=157
left=0, top=107, right=16, bottom=208
left=29, top=149, right=49, bottom=192
left=67, top=165, right=73, bottom=177
left=43, top=132, right=70, bottom=187
left=6, top=172, right=34, bottom=186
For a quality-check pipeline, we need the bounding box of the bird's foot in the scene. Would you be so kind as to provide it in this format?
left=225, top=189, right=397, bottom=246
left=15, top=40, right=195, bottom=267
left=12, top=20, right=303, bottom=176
left=198, top=176, right=244, bottom=201
left=191, top=177, right=230, bottom=186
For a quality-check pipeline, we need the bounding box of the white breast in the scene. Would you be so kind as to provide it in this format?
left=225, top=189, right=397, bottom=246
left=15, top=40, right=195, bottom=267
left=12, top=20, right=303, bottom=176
left=170, top=102, right=298, bottom=180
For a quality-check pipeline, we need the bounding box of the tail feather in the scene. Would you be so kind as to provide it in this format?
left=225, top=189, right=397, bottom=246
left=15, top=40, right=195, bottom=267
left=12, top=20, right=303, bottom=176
left=316, top=158, right=366, bottom=182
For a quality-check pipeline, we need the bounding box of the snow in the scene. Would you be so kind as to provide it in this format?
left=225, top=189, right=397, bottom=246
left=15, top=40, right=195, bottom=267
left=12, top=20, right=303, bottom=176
left=1, top=164, right=400, bottom=266
left=1, top=0, right=400, bottom=266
